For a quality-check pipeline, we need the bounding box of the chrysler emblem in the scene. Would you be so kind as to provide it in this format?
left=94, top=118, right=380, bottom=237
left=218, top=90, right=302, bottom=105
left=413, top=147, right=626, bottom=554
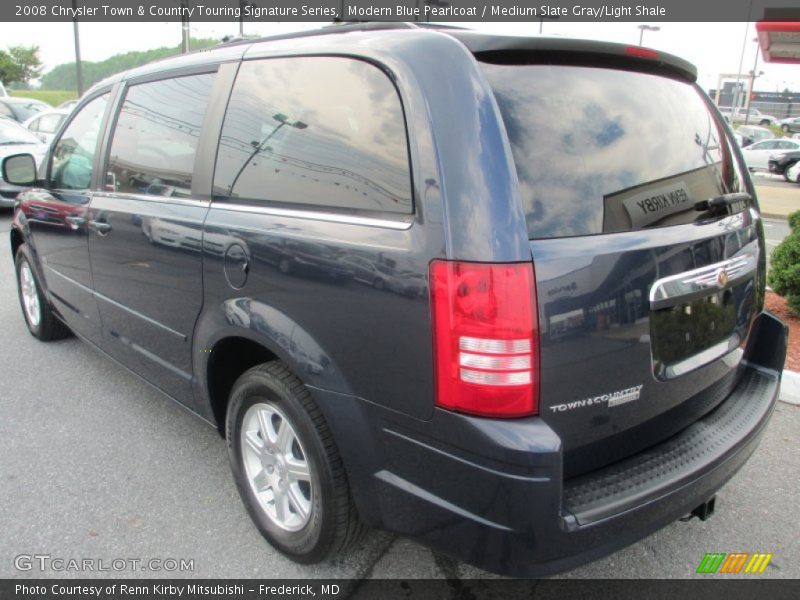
left=717, top=269, right=729, bottom=287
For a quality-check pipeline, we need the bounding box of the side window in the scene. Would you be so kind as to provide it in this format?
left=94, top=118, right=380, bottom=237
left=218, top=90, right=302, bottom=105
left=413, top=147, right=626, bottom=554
left=106, top=73, right=215, bottom=198
left=50, top=94, right=109, bottom=190
left=214, top=57, right=412, bottom=214
left=28, top=117, right=41, bottom=132
left=38, top=113, right=64, bottom=134
left=0, top=103, right=14, bottom=119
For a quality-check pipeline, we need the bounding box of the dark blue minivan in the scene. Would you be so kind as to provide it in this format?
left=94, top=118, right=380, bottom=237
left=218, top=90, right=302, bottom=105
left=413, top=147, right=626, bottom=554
left=4, top=23, right=787, bottom=576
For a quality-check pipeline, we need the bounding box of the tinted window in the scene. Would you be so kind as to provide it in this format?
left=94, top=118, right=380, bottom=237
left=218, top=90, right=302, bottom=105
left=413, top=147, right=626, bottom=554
left=50, top=94, right=108, bottom=190
left=482, top=64, right=746, bottom=238
left=107, top=73, right=215, bottom=198
left=214, top=57, right=412, bottom=214
left=0, top=102, right=14, bottom=119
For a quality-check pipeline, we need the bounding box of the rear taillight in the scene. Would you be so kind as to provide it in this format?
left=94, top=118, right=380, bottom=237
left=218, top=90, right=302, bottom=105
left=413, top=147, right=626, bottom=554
left=430, top=260, right=539, bottom=418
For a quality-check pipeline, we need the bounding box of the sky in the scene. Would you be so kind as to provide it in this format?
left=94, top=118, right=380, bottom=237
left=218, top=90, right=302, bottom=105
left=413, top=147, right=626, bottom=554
left=0, top=20, right=798, bottom=93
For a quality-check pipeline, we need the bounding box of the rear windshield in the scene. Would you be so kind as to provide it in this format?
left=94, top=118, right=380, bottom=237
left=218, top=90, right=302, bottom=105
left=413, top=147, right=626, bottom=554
left=481, top=64, right=746, bottom=239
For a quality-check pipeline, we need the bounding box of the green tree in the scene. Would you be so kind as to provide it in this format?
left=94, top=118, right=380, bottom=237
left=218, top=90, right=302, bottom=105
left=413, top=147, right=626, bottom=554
left=0, top=45, right=42, bottom=85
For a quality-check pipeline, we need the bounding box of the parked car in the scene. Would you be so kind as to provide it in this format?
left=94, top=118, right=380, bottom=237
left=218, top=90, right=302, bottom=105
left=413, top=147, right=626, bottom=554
left=23, top=108, right=70, bottom=144
left=768, top=149, right=800, bottom=179
left=784, top=160, right=800, bottom=183
left=57, top=99, right=79, bottom=111
left=735, top=124, right=774, bottom=147
left=0, top=97, right=49, bottom=123
left=718, top=106, right=778, bottom=126
left=0, top=118, right=47, bottom=207
left=740, top=137, right=800, bottom=171
left=2, top=23, right=786, bottom=577
left=780, top=116, right=800, bottom=133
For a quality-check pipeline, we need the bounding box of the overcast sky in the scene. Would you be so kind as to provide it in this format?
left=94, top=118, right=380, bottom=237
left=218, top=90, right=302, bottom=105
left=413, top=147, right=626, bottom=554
left=1, top=20, right=798, bottom=92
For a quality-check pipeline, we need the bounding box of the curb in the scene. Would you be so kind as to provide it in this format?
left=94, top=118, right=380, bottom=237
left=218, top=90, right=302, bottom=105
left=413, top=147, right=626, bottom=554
left=780, top=370, right=800, bottom=406
left=761, top=212, right=789, bottom=220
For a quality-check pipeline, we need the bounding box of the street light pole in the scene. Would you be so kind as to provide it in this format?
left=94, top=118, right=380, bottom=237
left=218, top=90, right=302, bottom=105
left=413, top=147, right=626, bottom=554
left=181, top=0, right=190, bottom=53
left=638, top=24, right=660, bottom=46
left=72, top=0, right=83, bottom=95
left=744, top=38, right=761, bottom=125
left=227, top=113, right=308, bottom=196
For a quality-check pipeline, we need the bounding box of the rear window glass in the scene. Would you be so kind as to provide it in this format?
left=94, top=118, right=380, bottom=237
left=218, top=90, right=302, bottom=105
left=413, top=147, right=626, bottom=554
left=481, top=64, right=746, bottom=239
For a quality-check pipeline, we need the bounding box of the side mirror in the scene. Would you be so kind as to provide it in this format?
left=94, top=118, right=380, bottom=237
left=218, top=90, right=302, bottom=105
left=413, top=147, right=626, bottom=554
left=2, top=153, right=37, bottom=186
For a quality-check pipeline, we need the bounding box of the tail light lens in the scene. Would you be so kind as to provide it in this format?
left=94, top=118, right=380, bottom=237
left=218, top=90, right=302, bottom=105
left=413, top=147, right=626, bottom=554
left=430, top=260, right=539, bottom=418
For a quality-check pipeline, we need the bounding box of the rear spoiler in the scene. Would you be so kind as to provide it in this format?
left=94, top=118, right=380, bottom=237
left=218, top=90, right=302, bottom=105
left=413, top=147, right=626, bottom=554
left=448, top=32, right=698, bottom=83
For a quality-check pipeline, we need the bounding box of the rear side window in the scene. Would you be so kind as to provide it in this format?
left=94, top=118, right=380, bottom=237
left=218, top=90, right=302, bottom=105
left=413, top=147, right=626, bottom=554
left=481, top=64, right=746, bottom=238
left=214, top=57, right=412, bottom=214
left=106, top=73, right=215, bottom=198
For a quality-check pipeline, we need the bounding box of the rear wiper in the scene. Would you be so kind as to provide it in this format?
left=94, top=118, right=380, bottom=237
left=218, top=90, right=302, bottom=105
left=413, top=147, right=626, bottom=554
left=694, top=192, right=751, bottom=212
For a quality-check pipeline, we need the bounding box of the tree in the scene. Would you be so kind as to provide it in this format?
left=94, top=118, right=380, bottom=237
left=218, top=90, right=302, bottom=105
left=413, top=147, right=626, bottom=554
left=0, top=45, right=42, bottom=85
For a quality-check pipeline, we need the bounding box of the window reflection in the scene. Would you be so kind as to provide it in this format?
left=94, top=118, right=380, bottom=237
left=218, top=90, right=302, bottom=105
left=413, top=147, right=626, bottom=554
left=214, top=57, right=412, bottom=214
left=106, top=73, right=215, bottom=198
left=51, top=94, right=108, bottom=191
left=482, top=64, right=745, bottom=238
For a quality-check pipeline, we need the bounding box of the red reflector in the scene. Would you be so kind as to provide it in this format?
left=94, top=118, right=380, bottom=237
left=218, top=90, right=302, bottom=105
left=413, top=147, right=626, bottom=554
left=430, top=261, right=539, bottom=418
left=625, top=46, right=659, bottom=59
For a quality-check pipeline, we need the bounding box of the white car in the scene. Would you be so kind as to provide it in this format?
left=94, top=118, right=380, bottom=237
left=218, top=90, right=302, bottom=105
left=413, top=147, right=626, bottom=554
left=23, top=108, right=70, bottom=144
left=718, top=106, right=779, bottom=127
left=0, top=119, right=47, bottom=207
left=780, top=116, right=800, bottom=134
left=786, top=161, right=800, bottom=184
left=740, top=138, right=800, bottom=171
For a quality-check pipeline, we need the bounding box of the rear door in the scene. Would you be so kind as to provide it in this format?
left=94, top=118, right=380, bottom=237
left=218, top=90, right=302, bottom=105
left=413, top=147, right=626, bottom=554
left=482, top=61, right=762, bottom=476
left=88, top=71, right=218, bottom=406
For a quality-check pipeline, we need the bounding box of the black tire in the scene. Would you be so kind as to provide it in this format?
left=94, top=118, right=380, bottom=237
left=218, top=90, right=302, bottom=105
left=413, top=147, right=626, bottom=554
left=782, top=124, right=791, bottom=133
left=226, top=361, right=364, bottom=563
left=15, top=245, right=71, bottom=341
left=759, top=120, right=771, bottom=127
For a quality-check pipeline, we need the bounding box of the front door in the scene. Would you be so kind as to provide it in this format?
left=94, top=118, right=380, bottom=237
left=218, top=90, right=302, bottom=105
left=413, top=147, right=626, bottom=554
left=20, top=92, right=110, bottom=340
left=88, top=72, right=217, bottom=406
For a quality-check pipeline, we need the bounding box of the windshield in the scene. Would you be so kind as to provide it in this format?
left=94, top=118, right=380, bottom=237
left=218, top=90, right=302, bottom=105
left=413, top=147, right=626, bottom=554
left=13, top=101, right=47, bottom=121
left=481, top=64, right=747, bottom=239
left=0, top=119, right=41, bottom=145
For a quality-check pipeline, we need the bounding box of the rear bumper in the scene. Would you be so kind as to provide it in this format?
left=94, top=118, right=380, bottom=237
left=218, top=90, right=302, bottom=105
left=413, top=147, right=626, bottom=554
left=312, top=311, right=786, bottom=577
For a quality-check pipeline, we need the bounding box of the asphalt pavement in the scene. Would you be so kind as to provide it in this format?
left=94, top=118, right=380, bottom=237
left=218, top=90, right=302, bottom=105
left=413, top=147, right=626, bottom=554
left=0, top=209, right=798, bottom=583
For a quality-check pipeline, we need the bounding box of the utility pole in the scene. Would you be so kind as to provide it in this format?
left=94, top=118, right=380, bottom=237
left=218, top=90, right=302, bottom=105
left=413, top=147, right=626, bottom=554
left=72, top=0, right=84, bottom=95
left=181, top=0, right=190, bottom=53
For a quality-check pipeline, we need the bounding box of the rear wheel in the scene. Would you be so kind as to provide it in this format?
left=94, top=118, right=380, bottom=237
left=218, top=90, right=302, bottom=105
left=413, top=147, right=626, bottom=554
left=226, top=361, right=364, bottom=563
left=15, top=246, right=71, bottom=341
left=782, top=124, right=790, bottom=133
left=759, top=119, right=771, bottom=126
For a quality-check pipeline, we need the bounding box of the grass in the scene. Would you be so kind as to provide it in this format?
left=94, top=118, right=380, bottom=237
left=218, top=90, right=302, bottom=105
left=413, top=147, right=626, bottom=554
left=8, top=89, right=78, bottom=107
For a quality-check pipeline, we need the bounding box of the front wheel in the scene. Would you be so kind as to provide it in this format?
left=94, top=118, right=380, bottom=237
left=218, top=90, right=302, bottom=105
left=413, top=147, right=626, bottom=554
left=226, top=361, right=364, bottom=563
left=782, top=124, right=791, bottom=133
left=759, top=120, right=772, bottom=127
left=15, top=246, right=70, bottom=341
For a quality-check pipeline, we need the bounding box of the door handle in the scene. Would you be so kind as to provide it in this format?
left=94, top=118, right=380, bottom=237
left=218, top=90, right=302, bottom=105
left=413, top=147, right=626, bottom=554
left=89, top=220, right=112, bottom=235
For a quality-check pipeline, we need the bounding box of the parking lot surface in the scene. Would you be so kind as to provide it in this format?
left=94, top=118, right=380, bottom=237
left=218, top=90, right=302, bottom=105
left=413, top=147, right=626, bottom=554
left=0, top=210, right=798, bottom=581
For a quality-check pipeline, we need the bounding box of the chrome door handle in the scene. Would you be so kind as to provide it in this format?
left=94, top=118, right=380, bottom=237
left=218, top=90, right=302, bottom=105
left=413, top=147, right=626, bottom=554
left=89, top=220, right=112, bottom=235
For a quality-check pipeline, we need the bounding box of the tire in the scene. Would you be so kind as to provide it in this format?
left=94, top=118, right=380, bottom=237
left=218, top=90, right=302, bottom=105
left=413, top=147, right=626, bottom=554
left=15, top=246, right=71, bottom=341
left=782, top=124, right=790, bottom=133
left=226, top=361, right=364, bottom=563
left=759, top=120, right=771, bottom=127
